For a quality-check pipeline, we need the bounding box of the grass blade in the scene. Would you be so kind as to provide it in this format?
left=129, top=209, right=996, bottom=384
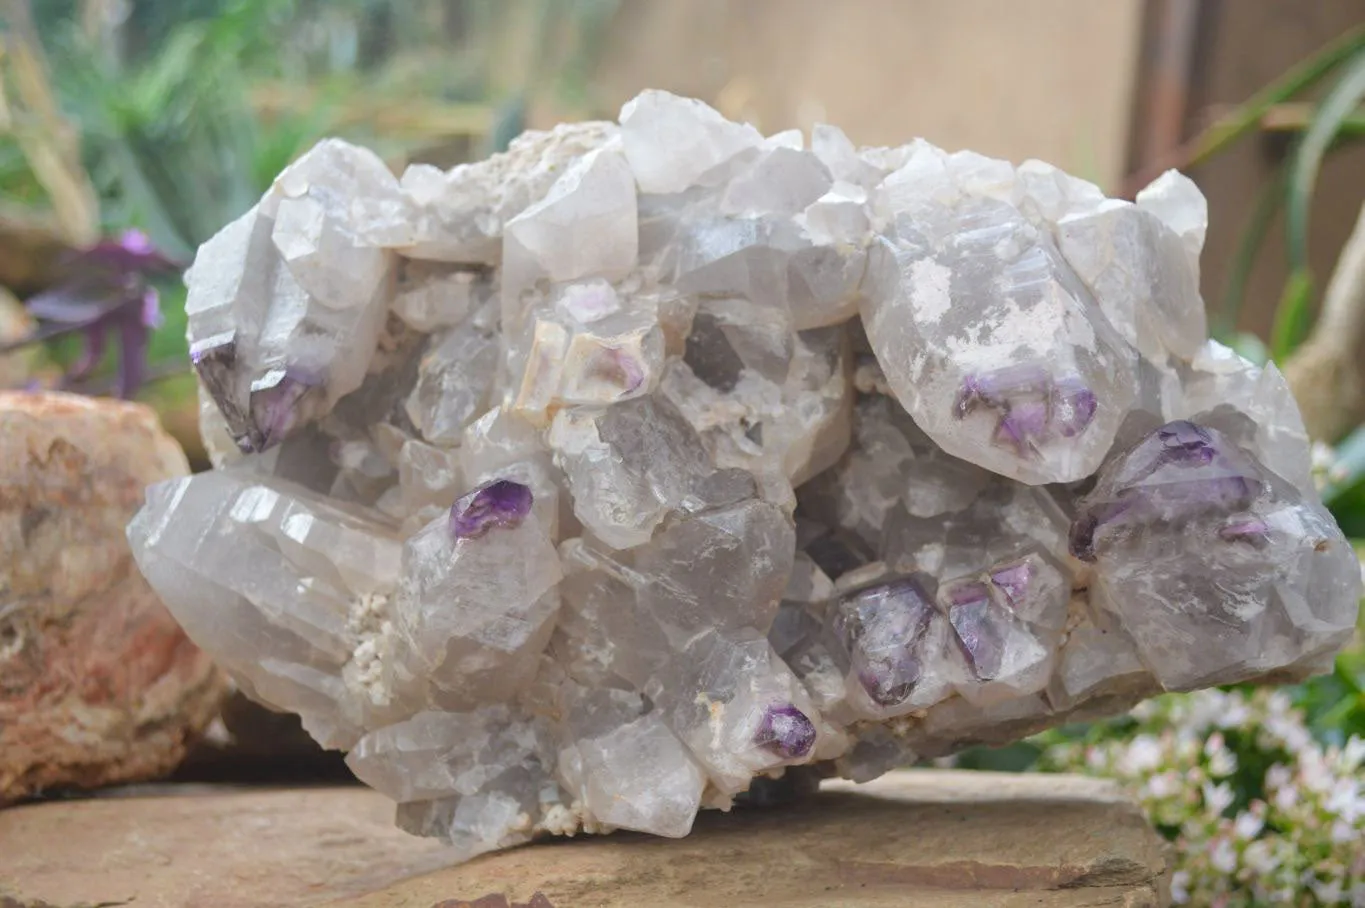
left=1286, top=50, right=1365, bottom=271
left=1188, top=25, right=1365, bottom=168
left=1269, top=267, right=1315, bottom=361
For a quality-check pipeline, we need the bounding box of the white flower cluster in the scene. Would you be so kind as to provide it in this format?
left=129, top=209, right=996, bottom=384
left=1042, top=688, right=1365, bottom=906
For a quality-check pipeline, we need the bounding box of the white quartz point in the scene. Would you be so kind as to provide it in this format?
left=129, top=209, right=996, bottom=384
left=391, top=261, right=483, bottom=332
left=861, top=194, right=1136, bottom=485
left=1012, top=159, right=1106, bottom=224
left=1168, top=339, right=1314, bottom=491
left=576, top=711, right=706, bottom=837
left=1136, top=168, right=1208, bottom=264
left=271, top=138, right=397, bottom=310
left=811, top=123, right=885, bottom=191
left=558, top=688, right=705, bottom=838
left=503, top=144, right=639, bottom=312
left=635, top=497, right=796, bottom=638
left=1056, top=198, right=1208, bottom=361
left=400, top=121, right=618, bottom=264
left=406, top=305, right=499, bottom=445
left=549, top=395, right=712, bottom=549
left=646, top=629, right=830, bottom=794
left=346, top=706, right=547, bottom=803
left=394, top=500, right=562, bottom=706
left=126, top=471, right=403, bottom=748
left=620, top=90, right=764, bottom=194
left=721, top=146, right=833, bottom=217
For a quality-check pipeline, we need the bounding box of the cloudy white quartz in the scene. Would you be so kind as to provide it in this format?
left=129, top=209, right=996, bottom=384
left=129, top=89, right=1361, bottom=864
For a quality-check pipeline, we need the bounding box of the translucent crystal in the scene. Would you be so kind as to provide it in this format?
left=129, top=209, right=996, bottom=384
left=130, top=92, right=1361, bottom=860
left=557, top=687, right=705, bottom=838
left=1072, top=421, right=1361, bottom=688
left=620, top=90, right=763, bottom=195
left=861, top=145, right=1137, bottom=484
left=394, top=482, right=561, bottom=707
left=126, top=469, right=403, bottom=747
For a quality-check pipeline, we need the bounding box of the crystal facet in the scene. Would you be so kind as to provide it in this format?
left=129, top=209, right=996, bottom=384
left=127, top=91, right=1361, bottom=862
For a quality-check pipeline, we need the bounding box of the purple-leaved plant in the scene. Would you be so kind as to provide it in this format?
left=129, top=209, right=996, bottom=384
left=0, top=229, right=182, bottom=398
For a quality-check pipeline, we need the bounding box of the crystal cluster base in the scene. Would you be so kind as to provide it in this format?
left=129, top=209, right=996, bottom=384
left=128, top=91, right=1361, bottom=861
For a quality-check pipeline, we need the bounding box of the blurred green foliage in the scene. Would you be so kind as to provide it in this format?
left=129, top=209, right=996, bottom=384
left=3, top=0, right=617, bottom=397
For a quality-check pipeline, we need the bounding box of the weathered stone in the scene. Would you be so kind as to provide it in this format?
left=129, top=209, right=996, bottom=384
left=0, top=771, right=1171, bottom=908
left=0, top=392, right=225, bottom=802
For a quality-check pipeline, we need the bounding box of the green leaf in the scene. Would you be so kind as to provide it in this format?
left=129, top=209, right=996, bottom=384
left=1269, top=267, right=1315, bottom=361
left=1286, top=49, right=1365, bottom=271
left=1186, top=24, right=1365, bottom=169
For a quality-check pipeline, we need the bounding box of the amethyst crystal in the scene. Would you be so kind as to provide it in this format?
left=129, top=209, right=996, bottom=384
left=956, top=366, right=1099, bottom=458
left=753, top=703, right=817, bottom=759
left=945, top=588, right=1008, bottom=680
left=987, top=560, right=1034, bottom=608
left=245, top=369, right=323, bottom=454
left=1070, top=420, right=1263, bottom=562
left=124, top=92, right=1360, bottom=862
left=450, top=479, right=535, bottom=540
left=835, top=577, right=938, bottom=708
left=1073, top=420, right=1359, bottom=689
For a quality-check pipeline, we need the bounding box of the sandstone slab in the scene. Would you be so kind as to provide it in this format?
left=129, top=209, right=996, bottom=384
left=0, top=392, right=226, bottom=802
left=0, top=770, right=1170, bottom=907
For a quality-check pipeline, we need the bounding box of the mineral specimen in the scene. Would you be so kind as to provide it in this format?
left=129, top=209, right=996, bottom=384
left=127, top=90, right=1362, bottom=860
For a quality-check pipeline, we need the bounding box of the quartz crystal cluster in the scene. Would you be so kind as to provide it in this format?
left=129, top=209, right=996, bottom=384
left=128, top=90, right=1361, bottom=860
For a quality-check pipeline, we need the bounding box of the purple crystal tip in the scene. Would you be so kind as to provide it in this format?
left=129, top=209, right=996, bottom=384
left=753, top=703, right=816, bottom=760
left=1156, top=420, right=1217, bottom=466
left=1068, top=420, right=1264, bottom=562
left=837, top=576, right=936, bottom=707
left=245, top=369, right=321, bottom=453
left=955, top=366, right=1097, bottom=456
left=450, top=479, right=535, bottom=540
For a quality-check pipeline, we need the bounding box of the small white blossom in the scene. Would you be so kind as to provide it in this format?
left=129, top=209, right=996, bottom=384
left=1170, top=870, right=1190, bottom=904
left=1034, top=686, right=1364, bottom=906
left=1203, top=781, right=1234, bottom=815
left=1309, top=878, right=1343, bottom=903
left=1234, top=810, right=1264, bottom=840
left=1209, top=836, right=1238, bottom=873
left=1273, top=783, right=1299, bottom=812
left=1119, top=734, right=1164, bottom=775
left=1205, top=732, right=1237, bottom=777
left=1342, top=736, right=1365, bottom=772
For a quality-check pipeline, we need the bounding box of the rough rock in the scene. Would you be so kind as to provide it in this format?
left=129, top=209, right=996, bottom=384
left=125, top=90, right=1361, bottom=859
left=0, top=392, right=225, bottom=802
left=0, top=770, right=1171, bottom=908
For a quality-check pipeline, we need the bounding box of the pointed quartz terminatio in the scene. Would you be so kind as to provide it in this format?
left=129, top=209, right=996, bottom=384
left=1072, top=421, right=1361, bottom=689
left=128, top=90, right=1360, bottom=863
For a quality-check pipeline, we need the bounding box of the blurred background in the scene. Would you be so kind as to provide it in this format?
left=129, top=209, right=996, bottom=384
left=2, top=2, right=1364, bottom=901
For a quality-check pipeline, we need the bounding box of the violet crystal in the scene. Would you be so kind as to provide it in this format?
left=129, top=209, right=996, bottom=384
left=125, top=91, right=1361, bottom=862
left=753, top=703, right=817, bottom=759
left=450, top=479, right=535, bottom=539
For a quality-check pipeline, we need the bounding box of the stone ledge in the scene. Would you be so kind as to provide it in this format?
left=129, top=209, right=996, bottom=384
left=0, top=770, right=1170, bottom=908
